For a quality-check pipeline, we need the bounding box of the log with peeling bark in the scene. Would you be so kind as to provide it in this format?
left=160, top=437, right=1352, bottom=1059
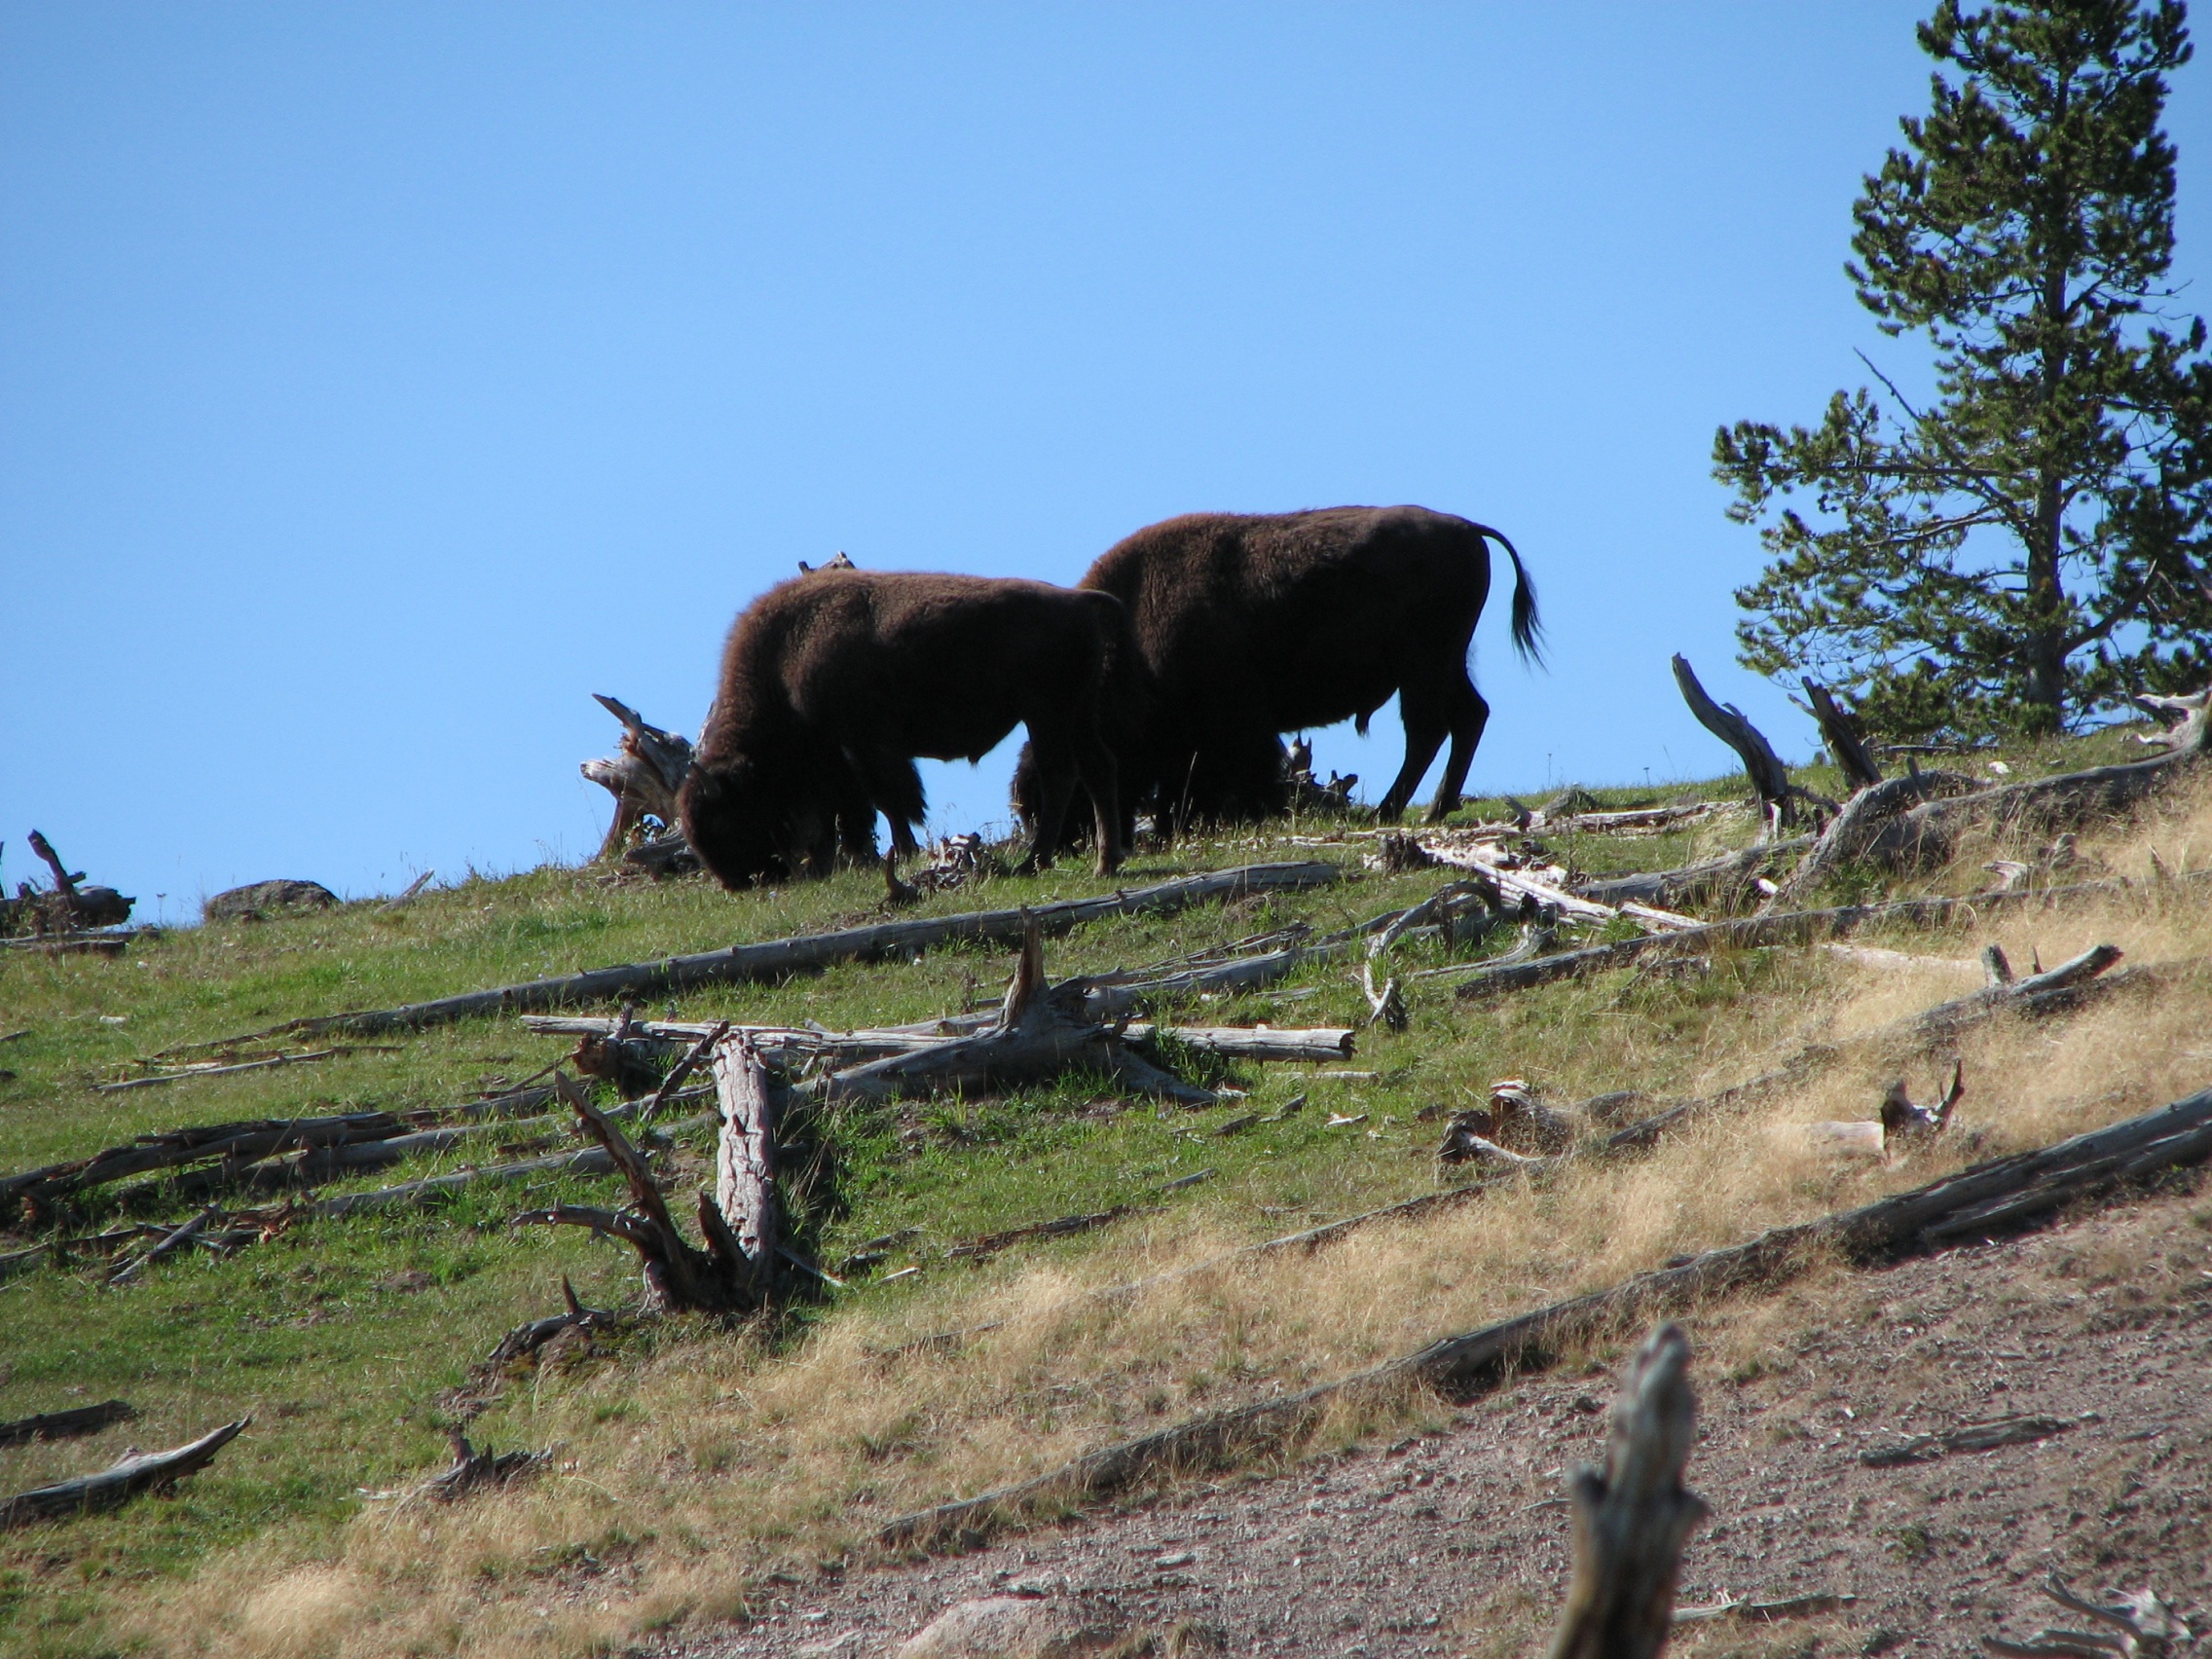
left=0, top=1418, right=248, bottom=1529
left=177, top=861, right=1342, bottom=1048
left=876, top=1083, right=2212, bottom=1551
left=514, top=1074, right=770, bottom=1314
left=1544, top=1323, right=1707, bottom=1659
left=824, top=918, right=1217, bottom=1108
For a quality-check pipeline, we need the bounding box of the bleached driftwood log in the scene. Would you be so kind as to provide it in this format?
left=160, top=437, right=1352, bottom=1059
left=1544, top=1323, right=1707, bottom=1659
left=0, top=1418, right=248, bottom=1528
left=1985, top=1573, right=2193, bottom=1658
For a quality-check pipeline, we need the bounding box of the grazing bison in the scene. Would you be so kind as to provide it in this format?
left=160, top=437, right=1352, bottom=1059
left=680, top=570, right=1126, bottom=887
left=1015, top=505, right=1539, bottom=839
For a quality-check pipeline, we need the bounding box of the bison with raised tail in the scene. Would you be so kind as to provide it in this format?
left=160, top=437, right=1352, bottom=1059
left=680, top=570, right=1127, bottom=887
left=1016, top=504, right=1541, bottom=842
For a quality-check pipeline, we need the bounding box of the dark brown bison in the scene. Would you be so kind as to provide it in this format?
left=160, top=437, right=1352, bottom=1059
left=1015, top=505, right=1539, bottom=839
left=680, top=570, right=1126, bottom=887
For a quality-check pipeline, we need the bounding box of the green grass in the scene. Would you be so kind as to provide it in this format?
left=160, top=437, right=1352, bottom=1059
left=0, top=727, right=2185, bottom=1655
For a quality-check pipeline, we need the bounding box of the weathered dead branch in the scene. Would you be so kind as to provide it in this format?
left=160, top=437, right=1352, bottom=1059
left=875, top=1083, right=2212, bottom=1550
left=1985, top=1573, right=2194, bottom=1659
left=1672, top=655, right=1804, bottom=833
left=418, top=1429, right=547, bottom=1501
left=582, top=694, right=695, bottom=861
left=1544, top=1323, right=1706, bottom=1659
left=0, top=1418, right=248, bottom=1529
left=1798, top=677, right=1884, bottom=791
left=2, top=830, right=133, bottom=938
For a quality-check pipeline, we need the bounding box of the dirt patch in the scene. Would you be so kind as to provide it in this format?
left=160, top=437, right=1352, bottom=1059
left=666, top=1182, right=2212, bottom=1658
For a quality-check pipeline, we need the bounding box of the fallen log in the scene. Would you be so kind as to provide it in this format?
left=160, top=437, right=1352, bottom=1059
left=875, top=1085, right=2212, bottom=1550
left=823, top=918, right=1217, bottom=1108
left=1452, top=872, right=2199, bottom=1002
left=1765, top=770, right=1985, bottom=908
left=1573, top=839, right=1813, bottom=910
left=417, top=1429, right=546, bottom=1501
left=1544, top=1324, right=1706, bottom=1659
left=1985, top=1573, right=2190, bottom=1659
left=1861, top=1413, right=2073, bottom=1467
left=175, top=861, right=1343, bottom=1047
left=521, top=1013, right=1354, bottom=1067
left=0, top=1418, right=248, bottom=1529
left=1780, top=695, right=2209, bottom=904
left=0, top=1401, right=135, bottom=1450
left=2, top=1110, right=411, bottom=1223
left=0, top=931, right=142, bottom=956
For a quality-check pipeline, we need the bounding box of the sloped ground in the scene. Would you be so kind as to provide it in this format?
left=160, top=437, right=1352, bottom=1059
left=672, top=1182, right=2212, bottom=1659
left=2, top=736, right=2206, bottom=1657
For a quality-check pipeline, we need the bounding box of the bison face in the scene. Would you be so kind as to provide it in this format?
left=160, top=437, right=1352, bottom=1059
left=679, top=756, right=839, bottom=890
left=679, top=758, right=790, bottom=890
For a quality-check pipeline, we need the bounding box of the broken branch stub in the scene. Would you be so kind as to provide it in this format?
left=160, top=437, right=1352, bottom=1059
left=1672, top=655, right=1795, bottom=832
left=1545, top=1322, right=1707, bottom=1659
left=1800, top=677, right=1884, bottom=792
left=515, top=1074, right=769, bottom=1315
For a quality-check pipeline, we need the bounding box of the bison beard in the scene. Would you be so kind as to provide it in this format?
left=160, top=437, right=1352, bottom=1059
left=1014, top=504, right=1539, bottom=844
left=681, top=571, right=1126, bottom=887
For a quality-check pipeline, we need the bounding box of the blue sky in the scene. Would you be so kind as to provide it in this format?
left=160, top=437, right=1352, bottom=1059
left=4, top=5, right=2207, bottom=921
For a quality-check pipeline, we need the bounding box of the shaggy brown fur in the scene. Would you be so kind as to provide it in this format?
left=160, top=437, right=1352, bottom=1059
left=1015, top=504, right=1538, bottom=839
left=680, top=571, right=1125, bottom=887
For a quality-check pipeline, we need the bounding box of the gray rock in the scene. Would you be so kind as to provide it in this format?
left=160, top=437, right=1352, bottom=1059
left=894, top=1595, right=1129, bottom=1659
left=203, top=879, right=339, bottom=923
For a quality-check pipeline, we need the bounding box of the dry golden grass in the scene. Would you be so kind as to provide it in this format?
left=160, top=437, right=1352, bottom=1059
left=123, top=777, right=2212, bottom=1659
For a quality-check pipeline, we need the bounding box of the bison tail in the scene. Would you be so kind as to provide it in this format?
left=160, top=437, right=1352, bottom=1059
left=1470, top=523, right=1543, bottom=668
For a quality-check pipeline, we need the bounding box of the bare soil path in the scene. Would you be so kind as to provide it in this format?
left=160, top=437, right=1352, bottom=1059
left=669, top=1182, right=2212, bottom=1659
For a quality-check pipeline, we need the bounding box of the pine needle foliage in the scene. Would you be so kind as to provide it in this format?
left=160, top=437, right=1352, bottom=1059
left=1715, top=0, right=2212, bottom=742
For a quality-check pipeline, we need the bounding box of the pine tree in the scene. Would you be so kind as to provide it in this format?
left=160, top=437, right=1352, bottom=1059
left=1715, top=0, right=2212, bottom=741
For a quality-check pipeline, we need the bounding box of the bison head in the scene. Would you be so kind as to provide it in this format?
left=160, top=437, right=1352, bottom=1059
left=679, top=757, right=833, bottom=890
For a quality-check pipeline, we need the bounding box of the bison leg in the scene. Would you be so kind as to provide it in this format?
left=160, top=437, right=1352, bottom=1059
left=1376, top=688, right=1451, bottom=823
left=847, top=750, right=925, bottom=861
left=1426, top=678, right=1492, bottom=821
left=1071, top=731, right=1124, bottom=875
left=1017, top=734, right=1086, bottom=874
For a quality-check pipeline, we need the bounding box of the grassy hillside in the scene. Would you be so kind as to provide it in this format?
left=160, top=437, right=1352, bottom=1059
left=1, top=726, right=2204, bottom=1659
